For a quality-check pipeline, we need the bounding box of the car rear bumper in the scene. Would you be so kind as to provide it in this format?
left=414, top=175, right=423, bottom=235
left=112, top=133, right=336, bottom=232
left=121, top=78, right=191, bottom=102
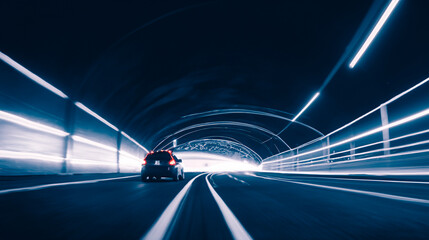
left=141, top=166, right=176, bottom=177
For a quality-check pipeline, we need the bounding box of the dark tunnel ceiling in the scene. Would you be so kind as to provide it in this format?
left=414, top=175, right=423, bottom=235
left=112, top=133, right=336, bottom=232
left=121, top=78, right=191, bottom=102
left=1, top=0, right=429, bottom=159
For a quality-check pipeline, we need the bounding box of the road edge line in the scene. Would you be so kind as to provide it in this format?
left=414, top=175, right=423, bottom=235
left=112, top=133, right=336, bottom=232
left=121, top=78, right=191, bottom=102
left=249, top=173, right=429, bottom=205
left=141, top=173, right=206, bottom=240
left=205, top=173, right=253, bottom=240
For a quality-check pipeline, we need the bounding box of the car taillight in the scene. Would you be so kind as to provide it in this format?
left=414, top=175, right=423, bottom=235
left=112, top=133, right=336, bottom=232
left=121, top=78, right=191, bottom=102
left=169, top=159, right=176, bottom=165
left=142, top=159, right=147, bottom=165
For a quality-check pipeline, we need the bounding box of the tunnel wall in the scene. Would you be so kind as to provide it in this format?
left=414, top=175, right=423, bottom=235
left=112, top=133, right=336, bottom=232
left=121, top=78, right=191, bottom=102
left=263, top=77, right=429, bottom=174
left=0, top=56, right=147, bottom=175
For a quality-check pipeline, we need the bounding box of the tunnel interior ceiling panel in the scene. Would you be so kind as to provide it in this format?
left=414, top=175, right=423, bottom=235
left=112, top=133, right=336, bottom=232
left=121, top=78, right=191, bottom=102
left=1, top=0, right=429, bottom=167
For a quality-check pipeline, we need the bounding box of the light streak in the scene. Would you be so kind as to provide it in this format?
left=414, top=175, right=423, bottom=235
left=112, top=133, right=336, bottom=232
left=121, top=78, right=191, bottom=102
left=349, top=0, right=400, bottom=68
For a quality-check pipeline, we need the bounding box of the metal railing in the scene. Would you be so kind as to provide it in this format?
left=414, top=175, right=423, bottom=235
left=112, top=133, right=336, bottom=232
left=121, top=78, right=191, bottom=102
left=262, top=76, right=429, bottom=174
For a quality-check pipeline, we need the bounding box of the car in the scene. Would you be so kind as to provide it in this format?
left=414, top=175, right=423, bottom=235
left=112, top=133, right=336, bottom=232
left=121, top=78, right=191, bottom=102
left=141, top=150, right=185, bottom=182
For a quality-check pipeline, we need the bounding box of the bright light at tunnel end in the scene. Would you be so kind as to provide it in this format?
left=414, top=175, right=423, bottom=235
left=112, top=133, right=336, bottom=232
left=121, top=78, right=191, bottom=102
left=349, top=0, right=400, bottom=69
left=174, top=152, right=261, bottom=172
left=292, top=92, right=320, bottom=122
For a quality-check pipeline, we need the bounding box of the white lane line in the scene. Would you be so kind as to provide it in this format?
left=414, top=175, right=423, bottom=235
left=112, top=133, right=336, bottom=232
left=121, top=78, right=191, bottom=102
left=248, top=173, right=429, bottom=205
left=142, top=173, right=206, bottom=240
left=206, top=174, right=253, bottom=240
left=0, top=175, right=139, bottom=195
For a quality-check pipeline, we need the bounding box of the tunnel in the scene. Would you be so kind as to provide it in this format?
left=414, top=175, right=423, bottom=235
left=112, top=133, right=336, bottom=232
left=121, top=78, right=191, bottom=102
left=1, top=0, right=429, bottom=239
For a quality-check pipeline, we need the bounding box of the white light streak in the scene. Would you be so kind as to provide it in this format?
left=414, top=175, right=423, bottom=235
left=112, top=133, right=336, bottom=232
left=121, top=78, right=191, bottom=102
left=121, top=131, right=149, bottom=153
left=0, top=51, right=68, bottom=98
left=119, top=150, right=143, bottom=162
left=296, top=139, right=429, bottom=168
left=264, top=108, right=429, bottom=164
left=71, top=135, right=117, bottom=152
left=0, top=110, right=68, bottom=137
left=68, top=157, right=117, bottom=166
left=292, top=92, right=320, bottom=122
left=0, top=150, right=64, bottom=163
left=275, top=129, right=429, bottom=167
left=330, top=77, right=429, bottom=138
left=384, top=77, right=429, bottom=106
left=70, top=156, right=139, bottom=168
left=301, top=148, right=429, bottom=169
left=349, top=0, right=400, bottom=68
left=75, top=102, right=119, bottom=131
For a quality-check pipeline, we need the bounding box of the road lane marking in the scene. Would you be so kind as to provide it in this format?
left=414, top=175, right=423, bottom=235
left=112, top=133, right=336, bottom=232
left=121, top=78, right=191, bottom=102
left=209, top=173, right=219, bottom=188
left=227, top=174, right=250, bottom=186
left=206, top=174, right=253, bottom=240
left=248, top=173, right=429, bottom=205
left=0, top=175, right=139, bottom=195
left=142, top=173, right=206, bottom=240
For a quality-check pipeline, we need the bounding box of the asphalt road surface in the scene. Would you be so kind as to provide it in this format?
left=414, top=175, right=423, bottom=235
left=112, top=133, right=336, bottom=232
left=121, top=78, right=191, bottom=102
left=1, top=172, right=429, bottom=239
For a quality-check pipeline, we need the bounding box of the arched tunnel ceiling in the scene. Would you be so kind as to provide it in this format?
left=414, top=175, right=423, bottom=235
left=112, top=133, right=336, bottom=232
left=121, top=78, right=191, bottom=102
left=1, top=0, right=429, bottom=160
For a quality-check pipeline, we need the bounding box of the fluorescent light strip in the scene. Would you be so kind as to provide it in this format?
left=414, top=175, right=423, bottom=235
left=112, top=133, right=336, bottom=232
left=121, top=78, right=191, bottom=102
left=119, top=161, right=142, bottom=168
left=0, top=51, right=68, bottom=99
left=75, top=102, right=119, bottom=131
left=274, top=129, right=429, bottom=167
left=119, top=150, right=143, bottom=162
left=68, top=158, right=117, bottom=166
left=328, top=77, right=429, bottom=139
left=0, top=150, right=64, bottom=163
left=264, top=108, right=429, bottom=164
left=72, top=136, right=143, bottom=162
left=259, top=169, right=429, bottom=176
left=121, top=131, right=149, bottom=153
left=384, top=77, right=429, bottom=105
left=295, top=139, right=429, bottom=168
left=0, top=110, right=69, bottom=137
left=349, top=0, right=400, bottom=68
left=300, top=148, right=429, bottom=169
left=271, top=5, right=422, bottom=160
left=292, top=92, right=320, bottom=122
left=72, top=135, right=117, bottom=152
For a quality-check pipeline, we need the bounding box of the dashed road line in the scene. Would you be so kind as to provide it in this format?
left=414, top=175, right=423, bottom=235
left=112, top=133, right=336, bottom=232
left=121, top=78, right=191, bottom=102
left=227, top=173, right=249, bottom=185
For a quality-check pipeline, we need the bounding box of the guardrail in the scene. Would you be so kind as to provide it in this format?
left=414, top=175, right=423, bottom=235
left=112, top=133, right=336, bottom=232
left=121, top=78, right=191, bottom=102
left=262, top=76, right=429, bottom=174
left=0, top=51, right=148, bottom=175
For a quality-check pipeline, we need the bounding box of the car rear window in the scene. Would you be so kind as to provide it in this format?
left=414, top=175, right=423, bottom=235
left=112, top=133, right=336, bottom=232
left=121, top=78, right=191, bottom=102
left=146, top=152, right=172, bottom=161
